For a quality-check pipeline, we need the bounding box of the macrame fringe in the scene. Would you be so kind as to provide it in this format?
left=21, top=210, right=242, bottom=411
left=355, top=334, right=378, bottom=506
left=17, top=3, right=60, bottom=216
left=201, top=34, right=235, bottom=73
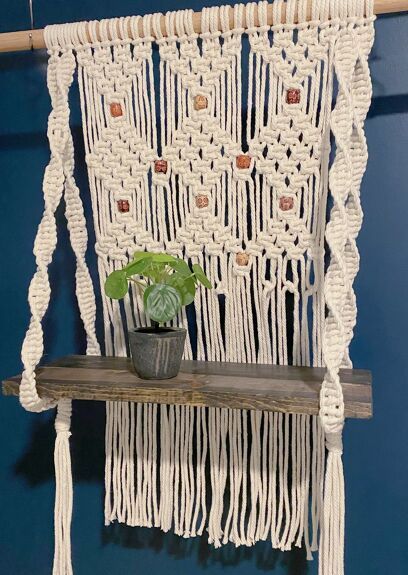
left=319, top=434, right=345, bottom=575
left=53, top=399, right=73, bottom=575
left=105, top=403, right=325, bottom=555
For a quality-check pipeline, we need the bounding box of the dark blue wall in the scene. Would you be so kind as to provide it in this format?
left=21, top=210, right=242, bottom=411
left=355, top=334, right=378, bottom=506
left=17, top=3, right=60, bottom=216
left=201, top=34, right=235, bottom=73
left=0, top=3, right=407, bottom=574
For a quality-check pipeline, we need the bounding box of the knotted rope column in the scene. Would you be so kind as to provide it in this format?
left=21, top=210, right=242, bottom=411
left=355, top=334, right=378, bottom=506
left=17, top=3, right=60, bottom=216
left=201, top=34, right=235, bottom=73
left=19, top=22, right=101, bottom=575
left=318, top=2, right=375, bottom=575
left=18, top=29, right=78, bottom=575
left=19, top=45, right=73, bottom=413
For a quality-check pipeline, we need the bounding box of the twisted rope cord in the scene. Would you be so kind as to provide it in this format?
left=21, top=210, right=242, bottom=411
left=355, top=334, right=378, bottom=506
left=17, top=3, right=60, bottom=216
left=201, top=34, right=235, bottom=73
left=21, top=22, right=100, bottom=412
left=319, top=0, right=374, bottom=453
left=318, top=3, right=374, bottom=574
left=58, top=30, right=101, bottom=357
left=20, top=43, right=76, bottom=413
left=63, top=72, right=101, bottom=357
left=341, top=1, right=375, bottom=367
left=18, top=23, right=102, bottom=575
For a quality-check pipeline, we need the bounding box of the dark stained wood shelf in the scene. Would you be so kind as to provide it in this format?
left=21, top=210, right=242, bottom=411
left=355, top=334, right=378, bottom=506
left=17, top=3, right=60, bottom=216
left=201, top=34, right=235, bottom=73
left=2, top=355, right=372, bottom=419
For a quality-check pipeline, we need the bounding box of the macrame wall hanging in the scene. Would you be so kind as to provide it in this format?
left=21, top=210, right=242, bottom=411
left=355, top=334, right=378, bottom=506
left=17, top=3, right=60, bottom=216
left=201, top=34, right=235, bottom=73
left=17, top=1, right=375, bottom=575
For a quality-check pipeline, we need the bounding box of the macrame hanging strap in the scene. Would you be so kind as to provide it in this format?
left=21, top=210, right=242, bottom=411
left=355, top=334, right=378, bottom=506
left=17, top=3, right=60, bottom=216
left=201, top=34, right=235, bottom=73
left=19, top=45, right=74, bottom=413
left=318, top=2, right=375, bottom=574
left=20, top=23, right=100, bottom=413
left=19, top=22, right=101, bottom=575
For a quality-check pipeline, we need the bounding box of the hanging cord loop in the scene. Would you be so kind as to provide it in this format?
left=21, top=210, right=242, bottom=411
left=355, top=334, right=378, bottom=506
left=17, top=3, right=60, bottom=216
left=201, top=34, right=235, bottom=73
left=20, top=22, right=101, bottom=575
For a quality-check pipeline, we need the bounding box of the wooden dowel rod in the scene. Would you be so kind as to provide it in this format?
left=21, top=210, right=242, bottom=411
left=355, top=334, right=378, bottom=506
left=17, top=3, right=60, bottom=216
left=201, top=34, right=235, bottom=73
left=0, top=0, right=406, bottom=54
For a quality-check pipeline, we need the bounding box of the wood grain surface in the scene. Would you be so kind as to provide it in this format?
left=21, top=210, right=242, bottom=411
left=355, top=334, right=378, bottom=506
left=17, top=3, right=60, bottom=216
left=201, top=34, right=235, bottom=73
left=2, top=355, right=372, bottom=418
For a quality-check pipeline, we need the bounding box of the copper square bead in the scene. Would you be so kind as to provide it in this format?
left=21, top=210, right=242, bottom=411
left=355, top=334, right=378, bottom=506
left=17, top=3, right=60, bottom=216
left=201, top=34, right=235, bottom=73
left=194, top=95, right=208, bottom=111
left=154, top=160, right=168, bottom=174
left=236, top=252, right=249, bottom=266
left=117, top=199, right=130, bottom=213
left=236, top=155, right=251, bottom=170
left=286, top=89, right=301, bottom=105
left=195, top=195, right=209, bottom=209
left=279, top=196, right=294, bottom=211
left=110, top=102, right=123, bottom=117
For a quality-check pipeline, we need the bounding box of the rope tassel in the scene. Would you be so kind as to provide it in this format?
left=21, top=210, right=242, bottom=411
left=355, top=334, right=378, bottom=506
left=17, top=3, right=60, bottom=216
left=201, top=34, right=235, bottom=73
left=319, top=434, right=345, bottom=575
left=53, top=399, right=73, bottom=575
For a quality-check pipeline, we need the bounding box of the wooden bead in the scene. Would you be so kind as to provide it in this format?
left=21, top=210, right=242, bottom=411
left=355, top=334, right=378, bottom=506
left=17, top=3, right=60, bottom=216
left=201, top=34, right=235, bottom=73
left=154, top=160, right=168, bottom=174
left=279, top=196, right=294, bottom=211
left=236, top=252, right=249, bottom=266
left=195, top=195, right=209, bottom=209
left=110, top=102, right=123, bottom=117
left=236, top=155, right=251, bottom=169
left=286, top=89, right=301, bottom=105
left=194, top=95, right=208, bottom=111
left=117, top=199, right=130, bottom=213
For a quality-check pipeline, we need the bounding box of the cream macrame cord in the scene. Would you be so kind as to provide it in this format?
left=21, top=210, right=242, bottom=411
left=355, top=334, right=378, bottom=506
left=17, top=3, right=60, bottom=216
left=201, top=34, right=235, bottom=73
left=20, top=3, right=375, bottom=575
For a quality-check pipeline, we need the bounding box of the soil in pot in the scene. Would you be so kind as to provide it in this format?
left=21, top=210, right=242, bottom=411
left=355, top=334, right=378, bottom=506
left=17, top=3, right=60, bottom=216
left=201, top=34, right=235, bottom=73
left=128, top=327, right=187, bottom=379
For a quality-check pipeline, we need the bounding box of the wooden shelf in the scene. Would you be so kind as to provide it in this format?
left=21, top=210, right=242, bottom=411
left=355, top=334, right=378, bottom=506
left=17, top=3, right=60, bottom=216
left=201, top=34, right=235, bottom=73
left=2, top=355, right=372, bottom=419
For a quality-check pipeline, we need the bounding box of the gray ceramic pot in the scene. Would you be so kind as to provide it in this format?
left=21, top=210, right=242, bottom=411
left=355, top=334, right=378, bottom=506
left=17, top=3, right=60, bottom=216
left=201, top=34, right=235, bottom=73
left=128, top=327, right=187, bottom=379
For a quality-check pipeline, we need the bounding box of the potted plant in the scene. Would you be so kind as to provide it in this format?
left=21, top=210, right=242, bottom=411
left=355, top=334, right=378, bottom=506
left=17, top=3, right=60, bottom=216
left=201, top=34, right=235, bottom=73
left=104, top=251, right=212, bottom=379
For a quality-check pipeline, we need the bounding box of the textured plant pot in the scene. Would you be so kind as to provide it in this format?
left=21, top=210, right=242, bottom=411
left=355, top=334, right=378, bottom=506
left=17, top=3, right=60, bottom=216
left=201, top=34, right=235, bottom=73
left=128, top=327, right=187, bottom=379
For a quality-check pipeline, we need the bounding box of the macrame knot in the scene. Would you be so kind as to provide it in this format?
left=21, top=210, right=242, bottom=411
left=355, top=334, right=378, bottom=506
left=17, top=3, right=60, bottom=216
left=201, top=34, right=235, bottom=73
left=55, top=398, right=72, bottom=434
left=55, top=425, right=72, bottom=438
left=325, top=431, right=343, bottom=454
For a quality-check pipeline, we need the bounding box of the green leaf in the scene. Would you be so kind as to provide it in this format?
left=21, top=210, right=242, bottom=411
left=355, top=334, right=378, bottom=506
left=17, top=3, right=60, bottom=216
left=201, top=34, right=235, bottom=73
left=124, top=257, right=152, bottom=277
left=143, top=285, right=153, bottom=310
left=133, top=251, right=152, bottom=261
left=150, top=253, right=177, bottom=264
left=192, top=264, right=212, bottom=289
left=169, top=258, right=191, bottom=277
left=168, top=274, right=196, bottom=306
left=104, top=270, right=128, bottom=299
left=144, top=283, right=182, bottom=323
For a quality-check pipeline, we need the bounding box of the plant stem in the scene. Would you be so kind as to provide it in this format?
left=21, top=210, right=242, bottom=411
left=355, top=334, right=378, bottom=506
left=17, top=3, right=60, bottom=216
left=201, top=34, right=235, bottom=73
left=129, top=278, right=146, bottom=288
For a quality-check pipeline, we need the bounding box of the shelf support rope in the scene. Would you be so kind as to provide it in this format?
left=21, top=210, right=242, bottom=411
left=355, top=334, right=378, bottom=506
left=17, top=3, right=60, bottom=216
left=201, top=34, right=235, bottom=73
left=19, top=22, right=100, bottom=575
left=319, top=2, right=375, bottom=574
